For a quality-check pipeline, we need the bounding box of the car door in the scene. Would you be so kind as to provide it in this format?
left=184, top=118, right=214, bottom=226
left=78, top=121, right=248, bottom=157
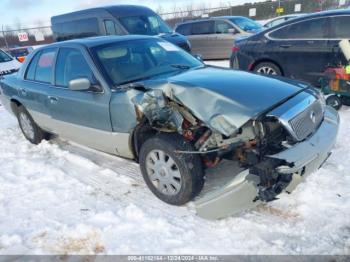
left=20, top=48, right=58, bottom=131
left=268, top=17, right=331, bottom=85
left=48, top=47, right=116, bottom=154
left=328, top=15, right=350, bottom=67
left=188, top=20, right=215, bottom=59
left=214, top=19, right=238, bottom=59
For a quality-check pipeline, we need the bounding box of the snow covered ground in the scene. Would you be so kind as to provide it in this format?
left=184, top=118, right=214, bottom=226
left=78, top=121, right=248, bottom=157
left=0, top=61, right=349, bottom=255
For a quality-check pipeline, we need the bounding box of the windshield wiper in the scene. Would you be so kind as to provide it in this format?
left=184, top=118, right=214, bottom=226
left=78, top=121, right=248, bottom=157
left=117, top=76, right=152, bottom=87
left=171, top=64, right=191, bottom=70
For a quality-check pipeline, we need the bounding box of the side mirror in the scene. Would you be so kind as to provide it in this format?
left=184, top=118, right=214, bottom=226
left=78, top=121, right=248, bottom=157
left=228, top=28, right=237, bottom=34
left=68, top=78, right=91, bottom=91
left=193, top=54, right=203, bottom=62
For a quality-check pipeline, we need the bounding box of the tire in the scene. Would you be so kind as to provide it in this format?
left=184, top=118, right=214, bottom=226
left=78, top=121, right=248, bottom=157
left=139, top=133, right=204, bottom=206
left=254, top=62, right=282, bottom=76
left=341, top=96, right=350, bottom=106
left=17, top=105, right=46, bottom=144
left=326, top=95, right=342, bottom=111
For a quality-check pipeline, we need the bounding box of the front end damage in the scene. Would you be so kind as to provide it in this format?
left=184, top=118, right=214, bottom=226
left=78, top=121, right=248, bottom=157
left=132, top=84, right=340, bottom=220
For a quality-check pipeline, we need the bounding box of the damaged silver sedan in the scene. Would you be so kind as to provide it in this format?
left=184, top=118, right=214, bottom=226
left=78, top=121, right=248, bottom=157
left=0, top=36, right=339, bottom=219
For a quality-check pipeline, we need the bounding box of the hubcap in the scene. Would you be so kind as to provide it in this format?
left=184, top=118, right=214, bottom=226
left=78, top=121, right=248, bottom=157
left=257, top=66, right=278, bottom=75
left=19, top=112, right=34, bottom=140
left=145, top=150, right=182, bottom=195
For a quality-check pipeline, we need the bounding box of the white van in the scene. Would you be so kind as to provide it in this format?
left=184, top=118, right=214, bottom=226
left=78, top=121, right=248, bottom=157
left=0, top=49, right=21, bottom=76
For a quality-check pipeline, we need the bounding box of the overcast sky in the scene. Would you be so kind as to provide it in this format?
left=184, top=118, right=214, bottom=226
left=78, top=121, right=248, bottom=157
left=1, top=0, right=266, bottom=28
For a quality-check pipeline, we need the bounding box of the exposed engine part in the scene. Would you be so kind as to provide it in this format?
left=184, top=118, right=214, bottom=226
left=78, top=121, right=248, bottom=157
left=133, top=89, right=295, bottom=197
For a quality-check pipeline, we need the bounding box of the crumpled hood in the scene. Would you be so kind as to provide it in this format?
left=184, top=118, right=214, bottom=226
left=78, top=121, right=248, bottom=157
left=142, top=67, right=307, bottom=136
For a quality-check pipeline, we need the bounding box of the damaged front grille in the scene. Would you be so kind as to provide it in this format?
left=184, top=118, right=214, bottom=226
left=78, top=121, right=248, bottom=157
left=288, top=100, right=323, bottom=141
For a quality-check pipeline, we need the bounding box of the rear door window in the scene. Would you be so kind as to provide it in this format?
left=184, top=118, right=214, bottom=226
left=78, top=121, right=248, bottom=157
left=191, top=21, right=215, bottom=35
left=270, top=17, right=329, bottom=39
left=34, top=49, right=56, bottom=83
left=55, top=48, right=96, bottom=87
left=329, top=16, right=350, bottom=38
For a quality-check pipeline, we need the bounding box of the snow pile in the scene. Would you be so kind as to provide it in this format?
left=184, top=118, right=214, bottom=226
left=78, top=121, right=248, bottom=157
left=0, top=92, right=349, bottom=254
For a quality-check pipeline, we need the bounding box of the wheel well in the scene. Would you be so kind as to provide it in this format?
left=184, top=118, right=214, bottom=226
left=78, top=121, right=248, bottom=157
left=250, top=59, right=284, bottom=75
left=10, top=99, right=22, bottom=115
left=131, top=118, right=157, bottom=162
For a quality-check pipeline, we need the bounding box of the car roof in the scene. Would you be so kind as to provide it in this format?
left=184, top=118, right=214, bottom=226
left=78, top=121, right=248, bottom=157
left=260, top=8, right=350, bottom=33
left=8, top=46, right=32, bottom=50
left=275, top=9, right=349, bottom=26
left=52, top=5, right=156, bottom=23
left=176, top=16, right=246, bottom=26
left=212, top=16, right=248, bottom=19
left=34, top=35, right=157, bottom=50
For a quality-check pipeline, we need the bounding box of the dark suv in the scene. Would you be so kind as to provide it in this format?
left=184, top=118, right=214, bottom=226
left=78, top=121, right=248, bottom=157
left=51, top=5, right=191, bottom=52
left=230, top=9, right=350, bottom=86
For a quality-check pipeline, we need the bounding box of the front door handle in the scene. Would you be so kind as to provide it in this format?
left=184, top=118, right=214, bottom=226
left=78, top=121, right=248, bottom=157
left=280, top=44, right=292, bottom=48
left=20, top=88, right=27, bottom=96
left=48, top=96, right=58, bottom=104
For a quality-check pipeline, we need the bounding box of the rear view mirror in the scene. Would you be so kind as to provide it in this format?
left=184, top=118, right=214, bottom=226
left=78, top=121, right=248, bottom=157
left=228, top=28, right=237, bottom=34
left=193, top=54, right=203, bottom=62
left=68, top=78, right=91, bottom=91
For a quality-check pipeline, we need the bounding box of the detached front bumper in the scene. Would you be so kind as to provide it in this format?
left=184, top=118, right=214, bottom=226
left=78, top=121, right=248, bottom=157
left=195, top=107, right=339, bottom=220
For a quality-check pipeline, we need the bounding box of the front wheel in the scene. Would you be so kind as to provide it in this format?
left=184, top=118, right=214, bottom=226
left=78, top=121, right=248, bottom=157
left=17, top=105, right=46, bottom=144
left=139, top=133, right=204, bottom=205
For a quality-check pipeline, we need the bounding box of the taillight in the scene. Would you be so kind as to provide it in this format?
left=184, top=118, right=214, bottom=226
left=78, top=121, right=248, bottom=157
left=17, top=56, right=26, bottom=63
left=232, top=45, right=240, bottom=53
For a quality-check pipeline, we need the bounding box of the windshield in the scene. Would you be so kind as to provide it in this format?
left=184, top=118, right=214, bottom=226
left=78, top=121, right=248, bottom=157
left=0, top=49, right=13, bottom=63
left=229, top=17, right=262, bottom=32
left=92, top=38, right=203, bottom=86
left=118, top=15, right=173, bottom=35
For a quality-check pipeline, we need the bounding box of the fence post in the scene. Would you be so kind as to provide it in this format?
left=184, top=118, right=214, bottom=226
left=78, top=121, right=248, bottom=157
left=1, top=25, right=9, bottom=49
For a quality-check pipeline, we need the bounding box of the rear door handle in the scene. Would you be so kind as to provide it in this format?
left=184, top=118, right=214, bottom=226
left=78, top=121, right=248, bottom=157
left=280, top=44, right=292, bottom=48
left=20, top=88, right=27, bottom=96
left=48, top=96, right=58, bottom=104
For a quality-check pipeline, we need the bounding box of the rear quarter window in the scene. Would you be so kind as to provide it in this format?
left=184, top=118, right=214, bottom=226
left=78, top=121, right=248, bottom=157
left=176, top=23, right=192, bottom=36
left=25, top=52, right=40, bottom=80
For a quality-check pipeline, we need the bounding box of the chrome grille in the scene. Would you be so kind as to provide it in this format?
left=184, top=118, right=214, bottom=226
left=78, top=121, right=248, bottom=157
left=288, top=100, right=323, bottom=141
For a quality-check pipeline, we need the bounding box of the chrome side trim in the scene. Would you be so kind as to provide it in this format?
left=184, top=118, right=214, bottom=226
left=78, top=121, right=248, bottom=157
left=27, top=109, right=134, bottom=159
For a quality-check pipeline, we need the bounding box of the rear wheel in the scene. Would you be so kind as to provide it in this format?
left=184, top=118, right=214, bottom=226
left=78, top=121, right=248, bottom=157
left=139, top=133, right=204, bottom=205
left=17, top=105, right=47, bottom=144
left=254, top=62, right=282, bottom=76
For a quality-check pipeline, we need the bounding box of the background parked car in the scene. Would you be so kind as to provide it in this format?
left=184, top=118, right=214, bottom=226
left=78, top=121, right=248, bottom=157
left=262, top=13, right=307, bottom=28
left=7, top=46, right=34, bottom=63
left=0, top=49, right=21, bottom=76
left=230, top=9, right=350, bottom=86
left=51, top=5, right=191, bottom=52
left=175, top=16, right=263, bottom=59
